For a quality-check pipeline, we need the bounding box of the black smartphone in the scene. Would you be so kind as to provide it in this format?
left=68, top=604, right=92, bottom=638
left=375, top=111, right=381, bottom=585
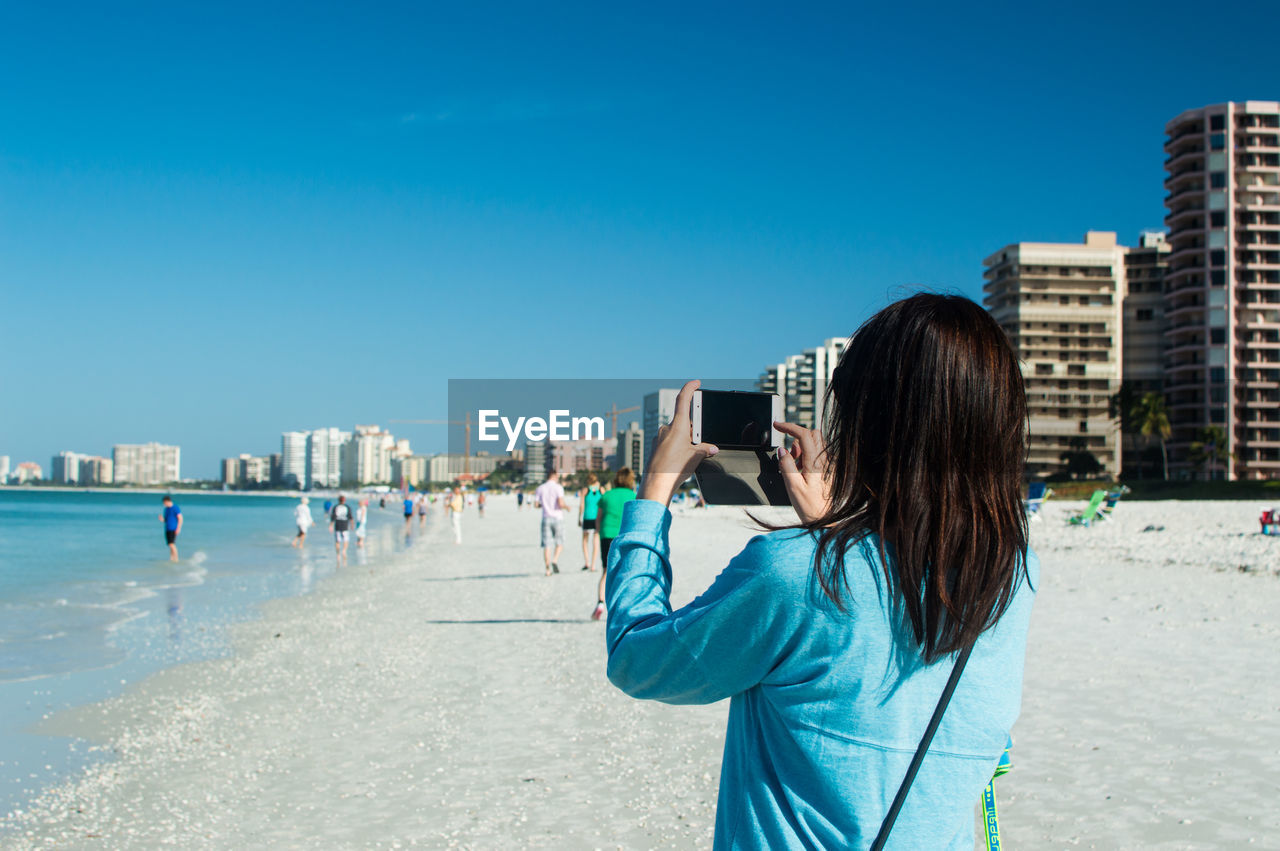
left=691, top=390, right=784, bottom=450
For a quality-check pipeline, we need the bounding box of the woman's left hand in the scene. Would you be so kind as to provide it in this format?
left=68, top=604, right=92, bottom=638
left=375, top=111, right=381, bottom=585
left=639, top=380, right=719, bottom=506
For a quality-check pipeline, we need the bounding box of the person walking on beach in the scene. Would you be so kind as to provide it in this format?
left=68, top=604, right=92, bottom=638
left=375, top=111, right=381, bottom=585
left=534, top=471, right=567, bottom=575
left=403, top=494, right=415, bottom=533
left=446, top=487, right=465, bottom=544
left=355, top=499, right=368, bottom=548
left=605, top=297, right=1037, bottom=848
left=477, top=490, right=487, bottom=518
left=329, top=494, right=355, bottom=563
left=591, top=468, right=635, bottom=619
left=292, top=496, right=314, bottom=548
left=579, top=473, right=603, bottom=572
left=417, top=492, right=429, bottom=528
left=158, top=495, right=183, bottom=562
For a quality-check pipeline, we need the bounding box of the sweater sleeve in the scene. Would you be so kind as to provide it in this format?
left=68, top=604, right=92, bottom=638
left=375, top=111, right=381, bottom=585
left=605, top=499, right=808, bottom=705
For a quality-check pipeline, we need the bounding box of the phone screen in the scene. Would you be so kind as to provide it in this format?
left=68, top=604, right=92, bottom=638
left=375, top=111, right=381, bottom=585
left=699, top=390, right=773, bottom=449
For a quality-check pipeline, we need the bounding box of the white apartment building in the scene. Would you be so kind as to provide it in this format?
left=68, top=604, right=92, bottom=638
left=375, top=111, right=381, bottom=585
left=112, top=443, right=181, bottom=485
left=758, top=337, right=849, bottom=432
left=1164, top=101, right=1280, bottom=479
left=348, top=425, right=396, bottom=485
left=281, top=431, right=308, bottom=489
left=616, top=421, right=644, bottom=476
left=0, top=456, right=9, bottom=482
left=306, top=428, right=349, bottom=490
left=51, top=451, right=87, bottom=484
left=984, top=232, right=1127, bottom=478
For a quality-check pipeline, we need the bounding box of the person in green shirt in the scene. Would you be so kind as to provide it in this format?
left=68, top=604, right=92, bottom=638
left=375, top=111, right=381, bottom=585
left=592, top=467, right=637, bottom=620
left=579, top=473, right=603, bottom=572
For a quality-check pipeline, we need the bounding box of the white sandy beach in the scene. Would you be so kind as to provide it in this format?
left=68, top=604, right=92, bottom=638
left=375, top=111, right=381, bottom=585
left=2, top=495, right=1279, bottom=849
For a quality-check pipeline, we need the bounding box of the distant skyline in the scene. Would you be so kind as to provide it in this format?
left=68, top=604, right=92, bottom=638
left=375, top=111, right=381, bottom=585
left=3, top=1, right=1278, bottom=476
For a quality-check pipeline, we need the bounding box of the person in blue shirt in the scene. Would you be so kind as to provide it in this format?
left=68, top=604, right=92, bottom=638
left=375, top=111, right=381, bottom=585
left=158, top=495, right=183, bottom=562
left=403, top=495, right=415, bottom=533
left=606, top=294, right=1037, bottom=849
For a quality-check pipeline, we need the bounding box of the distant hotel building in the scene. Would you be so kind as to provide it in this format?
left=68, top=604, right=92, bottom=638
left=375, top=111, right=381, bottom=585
left=551, top=439, right=614, bottom=476
left=281, top=431, right=308, bottom=489
left=428, top=452, right=503, bottom=483
left=523, top=440, right=549, bottom=487
left=112, top=443, right=180, bottom=485
left=1164, top=101, right=1280, bottom=479
left=642, top=389, right=679, bottom=471
left=14, top=461, right=43, bottom=484
left=392, top=454, right=429, bottom=488
left=984, top=232, right=1127, bottom=478
left=758, top=337, right=848, bottom=432
left=0, top=456, right=9, bottom=482
left=221, top=453, right=274, bottom=488
left=616, top=421, right=644, bottom=476
left=52, top=451, right=86, bottom=484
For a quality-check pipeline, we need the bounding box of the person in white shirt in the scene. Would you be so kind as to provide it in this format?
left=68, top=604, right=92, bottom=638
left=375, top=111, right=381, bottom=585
left=291, top=497, right=314, bottom=548
left=355, top=499, right=369, bottom=547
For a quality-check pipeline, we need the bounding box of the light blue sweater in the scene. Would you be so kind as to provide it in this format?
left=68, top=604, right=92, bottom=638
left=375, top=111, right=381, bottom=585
left=606, top=499, right=1037, bottom=849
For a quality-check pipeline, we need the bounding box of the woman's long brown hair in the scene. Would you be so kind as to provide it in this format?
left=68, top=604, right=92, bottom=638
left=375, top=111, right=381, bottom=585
left=791, top=293, right=1029, bottom=664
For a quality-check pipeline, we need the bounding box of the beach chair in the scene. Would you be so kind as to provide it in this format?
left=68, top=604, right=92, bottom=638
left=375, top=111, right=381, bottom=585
left=1096, top=485, right=1131, bottom=522
left=1068, top=490, right=1108, bottom=527
left=1024, top=482, right=1053, bottom=522
left=1260, top=509, right=1280, bottom=536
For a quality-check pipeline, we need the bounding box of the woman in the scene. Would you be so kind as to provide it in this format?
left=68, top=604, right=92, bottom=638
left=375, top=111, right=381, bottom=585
left=355, top=499, right=368, bottom=548
left=446, top=487, right=464, bottom=544
left=578, top=473, right=603, bottom=571
left=591, top=467, right=636, bottom=620
left=605, top=294, right=1037, bottom=848
left=291, top=496, right=313, bottom=548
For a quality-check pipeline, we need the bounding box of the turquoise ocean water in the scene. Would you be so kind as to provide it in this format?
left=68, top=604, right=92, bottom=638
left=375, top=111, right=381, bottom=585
left=0, top=489, right=409, bottom=818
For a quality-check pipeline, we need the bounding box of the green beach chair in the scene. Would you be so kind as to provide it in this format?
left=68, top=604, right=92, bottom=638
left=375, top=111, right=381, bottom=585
left=1068, top=489, right=1108, bottom=527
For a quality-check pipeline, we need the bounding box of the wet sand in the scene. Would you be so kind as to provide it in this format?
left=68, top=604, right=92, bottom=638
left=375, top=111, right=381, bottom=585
left=3, top=496, right=1279, bottom=848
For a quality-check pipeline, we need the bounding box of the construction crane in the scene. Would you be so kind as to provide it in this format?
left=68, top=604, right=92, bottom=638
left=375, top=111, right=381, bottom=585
left=389, top=412, right=474, bottom=475
left=601, top=403, right=640, bottom=439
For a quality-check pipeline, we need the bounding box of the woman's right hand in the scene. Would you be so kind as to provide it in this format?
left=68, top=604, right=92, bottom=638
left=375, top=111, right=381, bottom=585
left=773, top=421, right=831, bottom=524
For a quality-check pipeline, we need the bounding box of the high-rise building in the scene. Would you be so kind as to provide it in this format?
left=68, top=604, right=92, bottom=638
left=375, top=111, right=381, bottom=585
left=78, top=456, right=112, bottom=485
left=983, top=232, right=1127, bottom=478
left=1164, top=101, right=1280, bottom=479
left=642, top=389, right=679, bottom=471
left=51, top=451, right=86, bottom=484
left=0, top=456, right=9, bottom=483
left=1122, top=232, right=1171, bottom=476
left=616, top=421, right=644, bottom=476
left=349, top=425, right=395, bottom=485
left=221, top=457, right=241, bottom=487
left=523, top=440, right=549, bottom=487
left=305, top=428, right=349, bottom=489
left=281, top=431, right=308, bottom=489
left=758, top=337, right=849, bottom=431
left=112, top=443, right=181, bottom=485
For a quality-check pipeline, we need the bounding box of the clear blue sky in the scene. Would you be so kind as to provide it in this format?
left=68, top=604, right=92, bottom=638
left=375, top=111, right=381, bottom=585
left=2, top=1, right=1277, bottom=478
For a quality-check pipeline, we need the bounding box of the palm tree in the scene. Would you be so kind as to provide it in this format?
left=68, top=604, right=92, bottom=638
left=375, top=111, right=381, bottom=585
left=1130, top=392, right=1172, bottom=480
left=1189, top=425, right=1233, bottom=481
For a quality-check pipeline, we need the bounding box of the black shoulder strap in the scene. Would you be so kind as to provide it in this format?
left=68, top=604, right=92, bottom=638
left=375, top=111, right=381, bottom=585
left=869, top=642, right=974, bottom=851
